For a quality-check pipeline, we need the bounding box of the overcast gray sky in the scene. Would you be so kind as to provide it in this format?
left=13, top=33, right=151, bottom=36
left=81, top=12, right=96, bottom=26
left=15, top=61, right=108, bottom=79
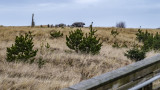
left=0, top=0, right=160, bottom=28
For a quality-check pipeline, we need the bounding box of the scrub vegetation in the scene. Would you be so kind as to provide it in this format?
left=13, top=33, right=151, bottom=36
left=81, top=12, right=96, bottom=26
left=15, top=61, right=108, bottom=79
left=0, top=26, right=159, bottom=90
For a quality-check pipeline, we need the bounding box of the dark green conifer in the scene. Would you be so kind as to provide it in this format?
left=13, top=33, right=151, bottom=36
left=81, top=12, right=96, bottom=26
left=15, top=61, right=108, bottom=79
left=6, top=31, right=38, bottom=62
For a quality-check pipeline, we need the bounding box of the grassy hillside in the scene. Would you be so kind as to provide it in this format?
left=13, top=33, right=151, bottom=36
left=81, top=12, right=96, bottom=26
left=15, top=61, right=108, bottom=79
left=0, top=26, right=158, bottom=90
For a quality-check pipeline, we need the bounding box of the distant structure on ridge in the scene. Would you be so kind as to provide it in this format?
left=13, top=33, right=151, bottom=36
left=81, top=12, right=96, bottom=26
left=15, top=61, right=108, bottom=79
left=71, top=22, right=85, bottom=27
left=31, top=13, right=35, bottom=27
left=55, top=23, right=66, bottom=27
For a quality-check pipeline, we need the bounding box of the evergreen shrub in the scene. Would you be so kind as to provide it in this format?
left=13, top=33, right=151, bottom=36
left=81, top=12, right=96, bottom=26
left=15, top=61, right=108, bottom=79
left=6, top=31, right=38, bottom=62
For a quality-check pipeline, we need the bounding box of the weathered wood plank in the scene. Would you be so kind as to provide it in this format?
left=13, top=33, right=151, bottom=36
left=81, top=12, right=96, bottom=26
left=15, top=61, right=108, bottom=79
left=118, top=73, right=153, bottom=90
left=63, top=54, right=160, bottom=90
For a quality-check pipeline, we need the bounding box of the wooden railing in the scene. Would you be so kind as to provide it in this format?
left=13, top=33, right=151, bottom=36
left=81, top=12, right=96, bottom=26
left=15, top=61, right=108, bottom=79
left=63, top=54, right=160, bottom=90
left=129, top=74, right=160, bottom=90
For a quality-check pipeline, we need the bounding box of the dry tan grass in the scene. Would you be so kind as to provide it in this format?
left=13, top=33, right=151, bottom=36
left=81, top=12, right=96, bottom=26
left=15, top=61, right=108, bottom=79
left=0, top=26, right=159, bottom=90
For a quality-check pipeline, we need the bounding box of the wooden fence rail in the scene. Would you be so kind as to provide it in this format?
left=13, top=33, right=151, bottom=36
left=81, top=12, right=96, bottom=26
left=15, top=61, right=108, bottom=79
left=63, top=54, right=160, bottom=90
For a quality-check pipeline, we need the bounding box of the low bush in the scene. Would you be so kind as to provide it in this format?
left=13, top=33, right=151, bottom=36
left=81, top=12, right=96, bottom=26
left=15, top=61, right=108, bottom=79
left=136, top=29, right=160, bottom=51
left=122, top=41, right=128, bottom=48
left=66, top=23, right=102, bottom=54
left=6, top=31, right=38, bottom=62
left=79, top=34, right=102, bottom=54
left=50, top=31, right=63, bottom=38
left=66, top=29, right=83, bottom=53
left=125, top=47, right=146, bottom=61
left=112, top=42, right=120, bottom=48
left=111, top=30, right=119, bottom=38
left=125, top=29, right=160, bottom=61
left=37, top=58, right=46, bottom=69
left=136, top=29, right=153, bottom=43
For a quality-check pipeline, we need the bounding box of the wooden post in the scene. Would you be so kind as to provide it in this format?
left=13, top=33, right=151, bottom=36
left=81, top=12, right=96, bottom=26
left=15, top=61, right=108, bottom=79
left=31, top=13, right=35, bottom=27
left=140, top=83, right=152, bottom=90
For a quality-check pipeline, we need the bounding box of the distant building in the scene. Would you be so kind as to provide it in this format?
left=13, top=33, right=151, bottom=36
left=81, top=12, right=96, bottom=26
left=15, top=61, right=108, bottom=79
left=55, top=23, right=66, bottom=27
left=71, top=22, right=85, bottom=27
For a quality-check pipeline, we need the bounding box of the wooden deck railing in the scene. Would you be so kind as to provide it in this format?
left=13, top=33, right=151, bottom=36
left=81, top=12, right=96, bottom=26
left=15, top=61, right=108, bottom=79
left=63, top=54, right=160, bottom=90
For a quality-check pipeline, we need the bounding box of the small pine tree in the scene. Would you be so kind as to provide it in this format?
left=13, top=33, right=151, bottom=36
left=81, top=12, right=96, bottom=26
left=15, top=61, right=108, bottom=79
left=66, top=29, right=83, bottom=52
left=152, top=32, right=160, bottom=51
left=6, top=31, right=38, bottom=62
left=152, top=39, right=160, bottom=50
left=142, top=36, right=153, bottom=51
left=136, top=29, right=160, bottom=51
left=125, top=47, right=146, bottom=61
left=79, top=23, right=102, bottom=54
left=66, top=22, right=102, bottom=54
left=37, top=58, right=45, bottom=69
left=136, top=29, right=144, bottom=42
left=136, top=29, right=153, bottom=43
left=79, top=34, right=102, bottom=54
